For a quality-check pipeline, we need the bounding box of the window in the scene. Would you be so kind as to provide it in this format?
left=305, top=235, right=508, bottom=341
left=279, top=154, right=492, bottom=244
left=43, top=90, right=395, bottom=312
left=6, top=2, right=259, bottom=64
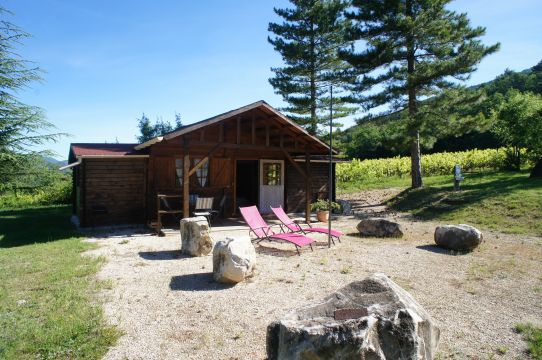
left=175, top=159, right=183, bottom=186
left=193, top=158, right=209, bottom=187
left=263, top=163, right=281, bottom=185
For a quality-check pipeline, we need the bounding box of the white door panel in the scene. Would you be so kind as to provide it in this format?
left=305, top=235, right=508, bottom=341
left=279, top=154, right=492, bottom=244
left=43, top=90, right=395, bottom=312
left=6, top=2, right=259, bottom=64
left=259, top=160, right=284, bottom=214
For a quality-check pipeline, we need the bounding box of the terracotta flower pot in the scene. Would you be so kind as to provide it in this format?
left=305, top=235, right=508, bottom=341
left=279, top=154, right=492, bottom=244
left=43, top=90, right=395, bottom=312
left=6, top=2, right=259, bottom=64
left=317, top=210, right=329, bottom=223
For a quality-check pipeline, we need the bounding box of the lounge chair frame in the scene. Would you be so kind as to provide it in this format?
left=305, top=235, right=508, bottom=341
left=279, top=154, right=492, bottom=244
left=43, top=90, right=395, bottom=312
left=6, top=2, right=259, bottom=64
left=270, top=206, right=342, bottom=245
left=239, top=206, right=314, bottom=256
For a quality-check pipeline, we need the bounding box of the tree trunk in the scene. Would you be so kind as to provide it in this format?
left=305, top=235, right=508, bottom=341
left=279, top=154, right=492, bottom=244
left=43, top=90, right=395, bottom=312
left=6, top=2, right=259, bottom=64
left=406, top=0, right=423, bottom=188
left=530, top=157, right=542, bottom=178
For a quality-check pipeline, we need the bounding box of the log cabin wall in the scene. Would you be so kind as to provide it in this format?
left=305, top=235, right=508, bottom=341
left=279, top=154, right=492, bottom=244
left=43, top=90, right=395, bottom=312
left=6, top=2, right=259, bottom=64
left=286, top=162, right=333, bottom=213
left=81, top=158, right=147, bottom=226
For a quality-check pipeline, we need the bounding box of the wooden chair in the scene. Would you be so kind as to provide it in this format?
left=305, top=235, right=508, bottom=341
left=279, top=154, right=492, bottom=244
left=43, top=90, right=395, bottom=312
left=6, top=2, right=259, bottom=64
left=156, top=194, right=182, bottom=236
left=193, top=197, right=214, bottom=227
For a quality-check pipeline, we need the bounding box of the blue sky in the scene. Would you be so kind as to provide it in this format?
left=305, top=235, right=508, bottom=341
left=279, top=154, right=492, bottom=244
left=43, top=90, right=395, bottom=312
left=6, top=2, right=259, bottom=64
left=6, top=0, right=542, bottom=159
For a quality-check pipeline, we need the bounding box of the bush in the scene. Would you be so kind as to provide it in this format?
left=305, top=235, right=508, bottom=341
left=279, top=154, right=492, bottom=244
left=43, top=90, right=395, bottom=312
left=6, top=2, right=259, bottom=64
left=311, top=199, right=341, bottom=212
left=336, top=148, right=531, bottom=183
left=0, top=175, right=71, bottom=208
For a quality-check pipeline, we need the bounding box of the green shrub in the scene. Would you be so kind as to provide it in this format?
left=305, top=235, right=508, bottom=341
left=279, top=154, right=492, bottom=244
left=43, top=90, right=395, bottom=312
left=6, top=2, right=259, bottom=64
left=0, top=177, right=71, bottom=208
left=311, top=199, right=341, bottom=212
left=336, top=148, right=531, bottom=182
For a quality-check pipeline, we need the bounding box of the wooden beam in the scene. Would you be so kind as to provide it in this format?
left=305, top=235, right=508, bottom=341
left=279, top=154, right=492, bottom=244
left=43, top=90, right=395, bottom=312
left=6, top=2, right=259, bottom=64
left=251, top=116, right=256, bottom=145
left=188, top=140, right=304, bottom=153
left=219, top=123, right=224, bottom=143
left=305, top=148, right=311, bottom=223
left=231, top=152, right=237, bottom=216
left=266, top=124, right=270, bottom=147
left=183, top=138, right=190, bottom=218
left=188, top=143, right=221, bottom=176
left=199, top=130, right=205, bottom=142
left=282, top=150, right=307, bottom=179
left=236, top=117, right=241, bottom=145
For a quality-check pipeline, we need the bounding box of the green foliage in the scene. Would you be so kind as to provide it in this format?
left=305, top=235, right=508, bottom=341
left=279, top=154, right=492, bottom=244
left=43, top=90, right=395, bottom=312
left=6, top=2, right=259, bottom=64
left=492, top=91, right=542, bottom=158
left=310, top=199, right=340, bottom=212
left=516, top=323, right=542, bottom=359
left=0, top=206, right=120, bottom=357
left=268, top=0, right=355, bottom=135
left=136, top=112, right=183, bottom=143
left=0, top=157, right=71, bottom=208
left=342, top=0, right=499, bottom=113
left=336, top=148, right=530, bottom=183
left=337, top=59, right=542, bottom=159
left=483, top=60, right=542, bottom=96
left=0, top=8, right=64, bottom=182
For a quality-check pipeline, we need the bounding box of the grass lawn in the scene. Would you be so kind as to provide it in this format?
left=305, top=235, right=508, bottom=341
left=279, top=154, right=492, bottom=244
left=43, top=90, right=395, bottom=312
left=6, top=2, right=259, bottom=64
left=339, top=171, right=542, bottom=236
left=0, top=205, right=119, bottom=359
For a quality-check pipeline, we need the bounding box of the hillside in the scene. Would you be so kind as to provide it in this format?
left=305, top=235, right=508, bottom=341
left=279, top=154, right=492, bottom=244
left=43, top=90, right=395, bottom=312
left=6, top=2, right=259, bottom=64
left=338, top=59, right=542, bottom=159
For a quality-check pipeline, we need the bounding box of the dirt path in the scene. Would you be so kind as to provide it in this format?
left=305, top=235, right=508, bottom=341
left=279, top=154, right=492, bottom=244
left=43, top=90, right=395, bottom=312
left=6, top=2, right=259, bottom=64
left=85, top=190, right=542, bottom=359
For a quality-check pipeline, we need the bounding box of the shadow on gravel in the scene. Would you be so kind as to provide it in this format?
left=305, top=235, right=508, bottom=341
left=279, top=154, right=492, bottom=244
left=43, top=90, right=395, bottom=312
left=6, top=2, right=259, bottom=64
left=416, top=244, right=468, bottom=256
left=255, top=243, right=299, bottom=257
left=169, top=272, right=235, bottom=291
left=139, top=250, right=190, bottom=260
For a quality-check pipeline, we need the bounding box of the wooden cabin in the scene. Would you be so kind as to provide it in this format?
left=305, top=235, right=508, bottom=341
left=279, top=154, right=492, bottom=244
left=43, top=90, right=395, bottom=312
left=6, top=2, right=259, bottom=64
left=66, top=101, right=341, bottom=227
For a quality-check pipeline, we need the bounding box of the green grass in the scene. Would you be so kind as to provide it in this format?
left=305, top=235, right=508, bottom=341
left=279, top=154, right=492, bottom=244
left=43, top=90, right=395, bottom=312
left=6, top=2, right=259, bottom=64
left=516, top=323, right=542, bottom=359
left=0, top=205, right=119, bottom=359
left=340, top=171, right=542, bottom=236
left=338, top=175, right=416, bottom=192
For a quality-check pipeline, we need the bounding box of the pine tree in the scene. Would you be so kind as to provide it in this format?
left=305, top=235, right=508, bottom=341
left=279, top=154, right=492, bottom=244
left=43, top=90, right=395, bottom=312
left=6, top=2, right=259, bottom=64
left=268, top=0, right=356, bottom=135
left=136, top=113, right=183, bottom=143
left=0, top=8, right=63, bottom=185
left=341, top=0, right=499, bottom=187
left=136, top=114, right=154, bottom=143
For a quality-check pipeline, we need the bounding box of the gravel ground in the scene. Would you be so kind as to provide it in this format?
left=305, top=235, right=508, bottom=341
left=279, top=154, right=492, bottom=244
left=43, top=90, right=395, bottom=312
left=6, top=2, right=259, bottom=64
left=85, top=193, right=542, bottom=360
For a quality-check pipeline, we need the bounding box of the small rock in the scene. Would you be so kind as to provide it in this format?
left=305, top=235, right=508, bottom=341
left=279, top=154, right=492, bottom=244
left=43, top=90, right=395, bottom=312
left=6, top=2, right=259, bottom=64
left=213, top=236, right=256, bottom=284
left=267, top=273, right=440, bottom=359
left=16, top=299, right=27, bottom=306
left=434, top=224, right=483, bottom=251
left=357, top=218, right=404, bottom=238
left=180, top=216, right=213, bottom=257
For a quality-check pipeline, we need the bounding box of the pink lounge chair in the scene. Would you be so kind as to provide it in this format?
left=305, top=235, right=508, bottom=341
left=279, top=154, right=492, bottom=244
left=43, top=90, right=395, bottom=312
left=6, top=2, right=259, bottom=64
left=270, top=206, right=343, bottom=245
left=239, top=205, right=315, bottom=256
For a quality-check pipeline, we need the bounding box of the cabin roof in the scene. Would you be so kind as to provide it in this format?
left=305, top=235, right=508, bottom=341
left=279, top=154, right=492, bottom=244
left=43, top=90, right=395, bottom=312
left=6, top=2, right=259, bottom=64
left=135, top=100, right=334, bottom=153
left=69, top=143, right=148, bottom=162
left=67, top=101, right=336, bottom=163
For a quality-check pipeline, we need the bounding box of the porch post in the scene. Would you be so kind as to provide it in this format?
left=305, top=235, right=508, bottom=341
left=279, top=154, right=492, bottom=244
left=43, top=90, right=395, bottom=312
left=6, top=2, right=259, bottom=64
left=305, top=148, right=311, bottom=223
left=183, top=138, right=190, bottom=218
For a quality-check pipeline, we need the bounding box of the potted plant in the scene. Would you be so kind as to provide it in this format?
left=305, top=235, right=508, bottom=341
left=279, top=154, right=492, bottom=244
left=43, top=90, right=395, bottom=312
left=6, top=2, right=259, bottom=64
left=311, top=199, right=340, bottom=222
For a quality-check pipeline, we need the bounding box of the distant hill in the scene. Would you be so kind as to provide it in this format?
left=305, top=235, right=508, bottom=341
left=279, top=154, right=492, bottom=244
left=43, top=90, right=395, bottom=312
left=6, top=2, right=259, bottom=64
left=43, top=156, right=68, bottom=168
left=338, top=59, right=542, bottom=159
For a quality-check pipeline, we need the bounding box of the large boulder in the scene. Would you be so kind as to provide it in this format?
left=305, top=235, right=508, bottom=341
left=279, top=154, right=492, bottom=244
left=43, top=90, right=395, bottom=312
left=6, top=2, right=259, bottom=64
left=180, top=216, right=213, bottom=256
left=213, top=236, right=256, bottom=284
left=267, top=273, right=440, bottom=360
left=434, top=224, right=483, bottom=251
left=357, top=218, right=403, bottom=238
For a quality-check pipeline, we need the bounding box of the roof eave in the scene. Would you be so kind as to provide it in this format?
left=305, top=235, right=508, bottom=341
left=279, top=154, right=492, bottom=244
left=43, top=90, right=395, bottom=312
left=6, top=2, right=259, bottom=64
left=134, top=136, right=164, bottom=150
